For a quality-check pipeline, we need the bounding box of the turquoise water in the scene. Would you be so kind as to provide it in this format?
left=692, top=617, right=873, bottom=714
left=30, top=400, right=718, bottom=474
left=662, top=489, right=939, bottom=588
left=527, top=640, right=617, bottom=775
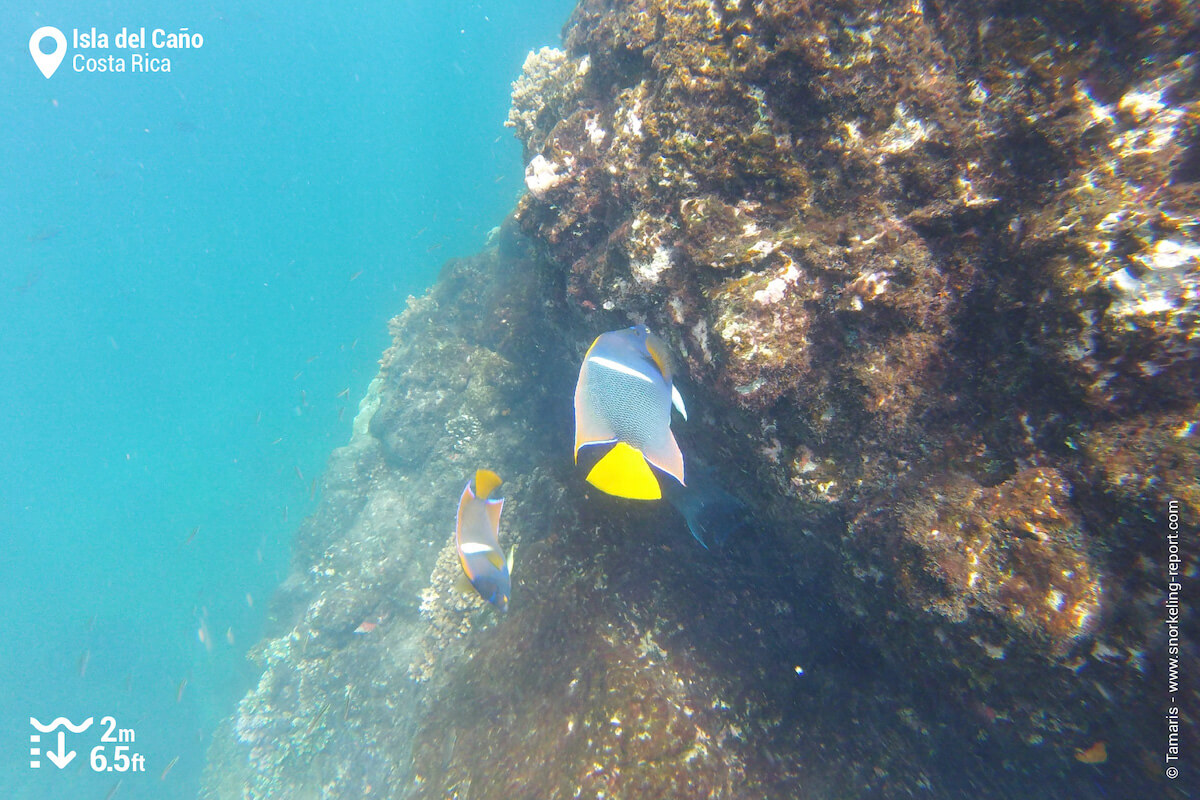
left=0, top=2, right=574, bottom=797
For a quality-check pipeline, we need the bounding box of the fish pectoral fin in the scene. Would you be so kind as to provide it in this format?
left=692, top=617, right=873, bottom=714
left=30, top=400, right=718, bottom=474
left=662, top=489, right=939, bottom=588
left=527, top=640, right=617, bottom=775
left=671, top=384, right=687, bottom=420
left=586, top=441, right=662, bottom=500
left=454, top=570, right=477, bottom=596
left=507, top=543, right=518, bottom=575
left=486, top=550, right=506, bottom=570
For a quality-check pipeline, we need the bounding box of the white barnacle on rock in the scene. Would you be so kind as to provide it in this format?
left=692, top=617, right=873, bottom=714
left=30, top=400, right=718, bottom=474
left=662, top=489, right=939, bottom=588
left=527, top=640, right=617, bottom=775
left=1074, top=85, right=1115, bottom=127
left=877, top=103, right=931, bottom=154
left=667, top=296, right=686, bottom=324
left=1118, top=87, right=1167, bottom=123
left=691, top=318, right=712, bottom=363
left=615, top=82, right=648, bottom=141
left=524, top=154, right=571, bottom=199
left=1111, top=60, right=1190, bottom=157
left=747, top=239, right=779, bottom=260
left=752, top=257, right=800, bottom=305
left=631, top=245, right=674, bottom=286
left=971, top=635, right=1006, bottom=660
left=1046, top=588, right=1066, bottom=612
left=968, top=80, right=989, bottom=105
left=753, top=277, right=788, bottom=306
left=1107, top=238, right=1199, bottom=318
left=1140, top=238, right=1200, bottom=273
left=585, top=115, right=606, bottom=147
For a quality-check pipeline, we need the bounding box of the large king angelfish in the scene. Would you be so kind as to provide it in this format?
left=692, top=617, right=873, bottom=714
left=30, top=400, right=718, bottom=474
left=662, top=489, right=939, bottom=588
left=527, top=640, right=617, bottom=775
left=573, top=326, right=687, bottom=500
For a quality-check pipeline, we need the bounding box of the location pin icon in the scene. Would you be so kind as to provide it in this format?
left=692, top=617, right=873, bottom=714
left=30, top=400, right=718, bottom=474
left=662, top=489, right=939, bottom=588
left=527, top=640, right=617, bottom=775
left=29, top=27, right=67, bottom=79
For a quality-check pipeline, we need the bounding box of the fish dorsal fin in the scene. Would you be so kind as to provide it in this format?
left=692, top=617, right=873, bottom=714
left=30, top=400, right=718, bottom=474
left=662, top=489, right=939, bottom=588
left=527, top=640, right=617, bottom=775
left=474, top=469, right=502, bottom=500
left=484, top=498, right=504, bottom=534
left=586, top=441, right=662, bottom=500
left=671, top=384, right=687, bottom=420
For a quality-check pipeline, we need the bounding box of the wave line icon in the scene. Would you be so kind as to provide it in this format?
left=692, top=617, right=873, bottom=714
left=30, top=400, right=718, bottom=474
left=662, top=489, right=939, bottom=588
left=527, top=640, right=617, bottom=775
left=29, top=717, right=93, bottom=733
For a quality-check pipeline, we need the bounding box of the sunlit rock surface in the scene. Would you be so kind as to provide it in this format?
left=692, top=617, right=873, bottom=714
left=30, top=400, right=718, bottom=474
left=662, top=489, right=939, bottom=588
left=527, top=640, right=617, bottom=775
left=202, top=2, right=1198, bottom=798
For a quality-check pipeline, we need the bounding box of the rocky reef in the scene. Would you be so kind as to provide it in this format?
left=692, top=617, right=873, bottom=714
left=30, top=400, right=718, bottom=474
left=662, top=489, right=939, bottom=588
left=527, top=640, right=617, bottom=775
left=202, top=1, right=1198, bottom=798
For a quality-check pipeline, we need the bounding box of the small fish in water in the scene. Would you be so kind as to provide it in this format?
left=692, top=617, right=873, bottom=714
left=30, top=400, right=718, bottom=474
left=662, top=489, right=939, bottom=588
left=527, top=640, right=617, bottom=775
left=13, top=270, right=41, bottom=293
left=183, top=526, right=199, bottom=546
left=455, top=470, right=514, bottom=612
left=197, top=617, right=212, bottom=652
left=309, top=478, right=317, bottom=499
left=255, top=411, right=262, bottom=425
left=1074, top=741, right=1107, bottom=764
left=349, top=270, right=363, bottom=282
left=78, top=649, right=90, bottom=678
left=354, top=621, right=377, bottom=634
left=176, top=677, right=188, bottom=703
left=28, top=226, right=61, bottom=242
left=295, top=465, right=304, bottom=482
left=282, top=505, right=288, bottom=523
left=245, top=592, right=254, bottom=608
left=336, top=387, right=350, bottom=399
left=104, top=778, right=122, bottom=800
left=305, top=700, right=332, bottom=737
left=225, top=627, right=235, bottom=645
left=338, top=407, right=345, bottom=421
left=574, top=326, right=687, bottom=499
left=160, top=755, right=179, bottom=780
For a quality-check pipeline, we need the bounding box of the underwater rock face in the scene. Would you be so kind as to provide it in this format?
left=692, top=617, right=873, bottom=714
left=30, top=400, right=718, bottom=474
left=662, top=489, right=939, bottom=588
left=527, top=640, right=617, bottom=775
left=507, top=0, right=1197, bottom=791
left=203, top=2, right=1197, bottom=799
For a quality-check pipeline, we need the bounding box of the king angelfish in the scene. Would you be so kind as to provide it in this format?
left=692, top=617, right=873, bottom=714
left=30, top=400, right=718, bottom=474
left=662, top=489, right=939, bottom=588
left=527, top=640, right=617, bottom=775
left=573, top=325, right=688, bottom=500
left=455, top=469, right=513, bottom=612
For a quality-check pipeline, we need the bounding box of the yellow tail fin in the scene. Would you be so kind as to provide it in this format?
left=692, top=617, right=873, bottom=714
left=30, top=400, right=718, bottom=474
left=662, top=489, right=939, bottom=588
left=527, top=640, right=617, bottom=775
left=474, top=469, right=502, bottom=500
left=586, top=442, right=661, bottom=500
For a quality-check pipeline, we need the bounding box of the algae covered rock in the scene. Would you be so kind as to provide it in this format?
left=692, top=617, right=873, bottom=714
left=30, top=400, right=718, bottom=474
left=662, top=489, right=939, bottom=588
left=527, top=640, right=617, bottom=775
left=505, top=0, right=1196, bottom=791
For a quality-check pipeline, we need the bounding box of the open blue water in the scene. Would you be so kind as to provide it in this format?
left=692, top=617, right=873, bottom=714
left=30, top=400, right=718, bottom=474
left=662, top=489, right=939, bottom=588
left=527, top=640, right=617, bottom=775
left=0, top=2, right=574, bottom=797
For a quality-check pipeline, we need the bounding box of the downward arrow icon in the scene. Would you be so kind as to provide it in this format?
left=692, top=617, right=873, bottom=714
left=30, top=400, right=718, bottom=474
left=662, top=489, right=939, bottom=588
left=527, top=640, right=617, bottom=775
left=45, top=732, right=75, bottom=769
